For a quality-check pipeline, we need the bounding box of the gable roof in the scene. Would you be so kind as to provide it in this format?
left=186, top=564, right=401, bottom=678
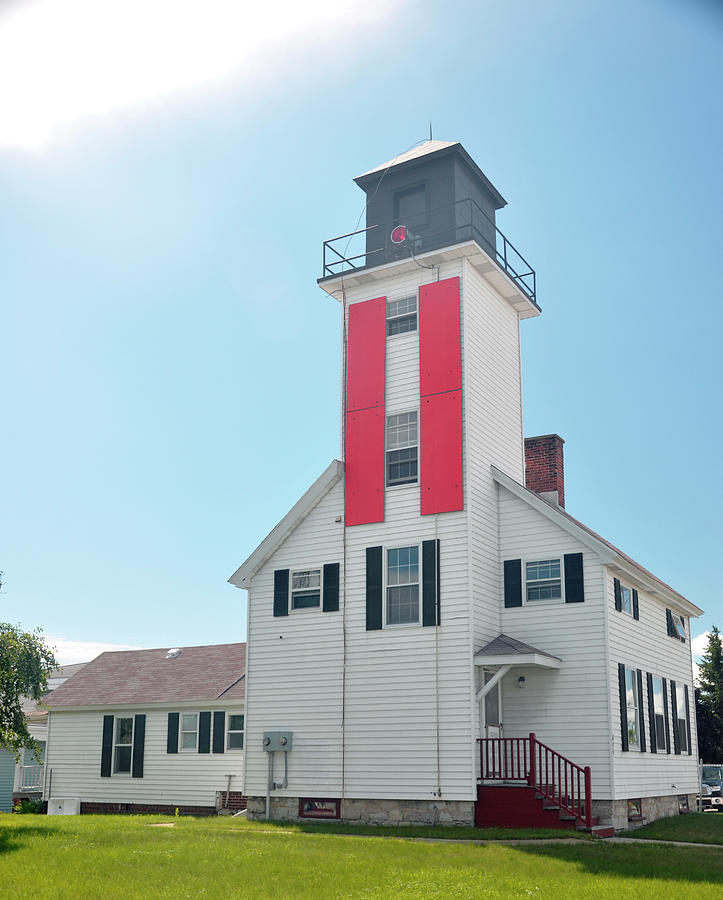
left=46, top=643, right=246, bottom=708
left=229, top=459, right=344, bottom=588
left=492, top=466, right=702, bottom=617
left=474, top=633, right=561, bottom=669
left=476, top=634, right=559, bottom=659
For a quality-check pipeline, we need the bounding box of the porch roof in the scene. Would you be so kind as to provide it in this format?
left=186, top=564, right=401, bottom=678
left=474, top=634, right=561, bottom=669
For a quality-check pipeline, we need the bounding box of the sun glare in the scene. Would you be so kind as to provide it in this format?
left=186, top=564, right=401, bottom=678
left=0, top=0, right=399, bottom=151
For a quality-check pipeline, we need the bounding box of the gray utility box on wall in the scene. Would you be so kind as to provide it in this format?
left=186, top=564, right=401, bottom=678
left=263, top=731, right=293, bottom=752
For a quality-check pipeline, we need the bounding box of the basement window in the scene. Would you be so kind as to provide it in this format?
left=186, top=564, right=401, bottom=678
left=291, top=569, right=321, bottom=609
left=525, top=559, right=562, bottom=602
left=386, top=296, right=417, bottom=335
left=627, top=798, right=643, bottom=821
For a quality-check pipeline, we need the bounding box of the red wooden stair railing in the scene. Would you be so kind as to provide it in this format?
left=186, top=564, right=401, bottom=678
left=478, top=732, right=592, bottom=828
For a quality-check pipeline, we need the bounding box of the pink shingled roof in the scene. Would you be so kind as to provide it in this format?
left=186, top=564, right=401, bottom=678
left=46, top=643, right=246, bottom=707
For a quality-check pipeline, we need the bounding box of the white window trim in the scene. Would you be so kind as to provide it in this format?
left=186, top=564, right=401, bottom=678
left=113, top=715, right=134, bottom=774
left=676, top=681, right=689, bottom=753
left=227, top=713, right=245, bottom=751
left=618, top=581, right=634, bottom=617
left=652, top=675, right=668, bottom=752
left=521, top=555, right=565, bottom=605
left=624, top=666, right=641, bottom=751
left=179, top=712, right=199, bottom=752
left=289, top=567, right=322, bottom=613
left=383, top=542, right=422, bottom=628
left=385, top=410, right=419, bottom=488
left=386, top=294, right=418, bottom=336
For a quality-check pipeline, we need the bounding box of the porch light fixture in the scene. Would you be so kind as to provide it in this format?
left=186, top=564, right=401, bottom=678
left=517, top=676, right=526, bottom=688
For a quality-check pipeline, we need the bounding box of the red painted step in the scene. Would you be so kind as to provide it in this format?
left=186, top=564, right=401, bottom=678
left=475, top=785, right=577, bottom=830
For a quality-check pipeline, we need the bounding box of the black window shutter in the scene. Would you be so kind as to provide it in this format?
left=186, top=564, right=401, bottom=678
left=670, top=681, right=680, bottom=754
left=636, top=670, right=646, bottom=752
left=646, top=672, right=657, bottom=753
left=198, top=711, right=211, bottom=753
left=618, top=663, right=629, bottom=752
left=274, top=569, right=289, bottom=617
left=323, top=563, right=340, bottom=612
left=563, top=553, right=584, bottom=603
left=684, top=685, right=692, bottom=755
left=666, top=608, right=675, bottom=636
left=101, top=714, right=114, bottom=777
left=662, top=679, right=671, bottom=754
left=213, top=711, right=225, bottom=754
left=365, top=546, right=383, bottom=630
left=132, top=714, right=146, bottom=778
left=167, top=712, right=179, bottom=754
left=422, top=539, right=440, bottom=626
left=614, top=578, right=622, bottom=612
left=503, top=559, right=522, bottom=608
left=632, top=589, right=639, bottom=620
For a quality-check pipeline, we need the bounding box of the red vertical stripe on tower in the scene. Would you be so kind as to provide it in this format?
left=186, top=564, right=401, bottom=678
left=419, top=277, right=463, bottom=515
left=420, top=392, right=463, bottom=515
left=419, top=277, right=462, bottom=396
left=345, top=297, right=386, bottom=525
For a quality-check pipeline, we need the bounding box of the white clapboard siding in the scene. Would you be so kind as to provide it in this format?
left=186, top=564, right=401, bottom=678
left=497, top=487, right=612, bottom=796
left=44, top=704, right=244, bottom=807
left=245, top=258, right=479, bottom=802
left=463, top=259, right=526, bottom=653
left=606, top=569, right=699, bottom=798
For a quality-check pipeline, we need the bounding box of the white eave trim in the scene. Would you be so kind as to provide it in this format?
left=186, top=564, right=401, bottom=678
left=473, top=652, right=561, bottom=669
left=46, top=699, right=245, bottom=713
left=228, top=459, right=344, bottom=588
left=492, top=466, right=616, bottom=563
left=492, top=465, right=702, bottom=619
left=318, top=240, right=540, bottom=319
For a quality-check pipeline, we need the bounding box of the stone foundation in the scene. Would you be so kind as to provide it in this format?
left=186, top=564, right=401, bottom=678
left=592, top=793, right=697, bottom=832
left=245, top=796, right=474, bottom=826
left=80, top=802, right=217, bottom=817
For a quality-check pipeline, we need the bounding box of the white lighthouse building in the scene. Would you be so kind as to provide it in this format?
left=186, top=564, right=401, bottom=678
left=230, top=140, right=701, bottom=832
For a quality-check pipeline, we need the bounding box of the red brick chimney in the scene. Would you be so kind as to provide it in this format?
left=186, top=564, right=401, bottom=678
left=524, top=434, right=565, bottom=508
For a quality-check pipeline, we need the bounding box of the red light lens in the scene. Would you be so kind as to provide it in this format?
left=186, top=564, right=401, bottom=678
left=391, top=225, right=407, bottom=244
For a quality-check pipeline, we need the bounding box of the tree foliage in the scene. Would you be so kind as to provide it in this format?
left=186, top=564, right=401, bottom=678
left=0, top=622, right=58, bottom=759
left=695, top=625, right=723, bottom=761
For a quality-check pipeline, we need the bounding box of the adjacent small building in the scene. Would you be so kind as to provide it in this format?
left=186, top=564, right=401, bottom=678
left=43, top=643, right=246, bottom=815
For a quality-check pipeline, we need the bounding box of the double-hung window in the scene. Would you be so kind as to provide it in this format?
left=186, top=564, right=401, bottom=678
left=676, top=685, right=689, bottom=753
left=386, top=296, right=417, bottom=335
left=386, top=545, right=420, bottom=625
left=620, top=585, right=633, bottom=615
left=291, top=569, right=321, bottom=609
left=180, top=713, right=198, bottom=750
left=652, top=676, right=668, bottom=751
left=625, top=667, right=641, bottom=749
left=386, top=412, right=418, bottom=486
left=113, top=717, right=134, bottom=773
left=227, top=714, right=244, bottom=750
left=525, top=559, right=562, bottom=602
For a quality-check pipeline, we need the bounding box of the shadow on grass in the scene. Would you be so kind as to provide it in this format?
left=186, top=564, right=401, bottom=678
left=514, top=839, right=723, bottom=885
left=0, top=822, right=57, bottom=855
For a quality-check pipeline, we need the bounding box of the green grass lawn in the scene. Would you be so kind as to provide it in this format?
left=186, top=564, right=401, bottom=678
left=1, top=814, right=722, bottom=899
left=621, top=811, right=723, bottom=845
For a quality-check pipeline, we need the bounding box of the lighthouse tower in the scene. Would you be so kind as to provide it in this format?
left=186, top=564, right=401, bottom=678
left=232, top=140, right=544, bottom=824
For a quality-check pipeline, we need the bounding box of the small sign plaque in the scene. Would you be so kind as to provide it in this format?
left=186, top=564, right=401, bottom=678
left=298, top=798, right=341, bottom=820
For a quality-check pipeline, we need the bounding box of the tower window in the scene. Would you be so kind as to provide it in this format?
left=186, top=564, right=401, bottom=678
left=386, top=545, right=420, bottom=625
left=393, top=182, right=428, bottom=228
left=386, top=411, right=418, bottom=486
left=386, top=296, right=417, bottom=335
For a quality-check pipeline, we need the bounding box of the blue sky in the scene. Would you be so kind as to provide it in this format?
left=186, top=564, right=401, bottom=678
left=1, top=0, right=721, bottom=663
